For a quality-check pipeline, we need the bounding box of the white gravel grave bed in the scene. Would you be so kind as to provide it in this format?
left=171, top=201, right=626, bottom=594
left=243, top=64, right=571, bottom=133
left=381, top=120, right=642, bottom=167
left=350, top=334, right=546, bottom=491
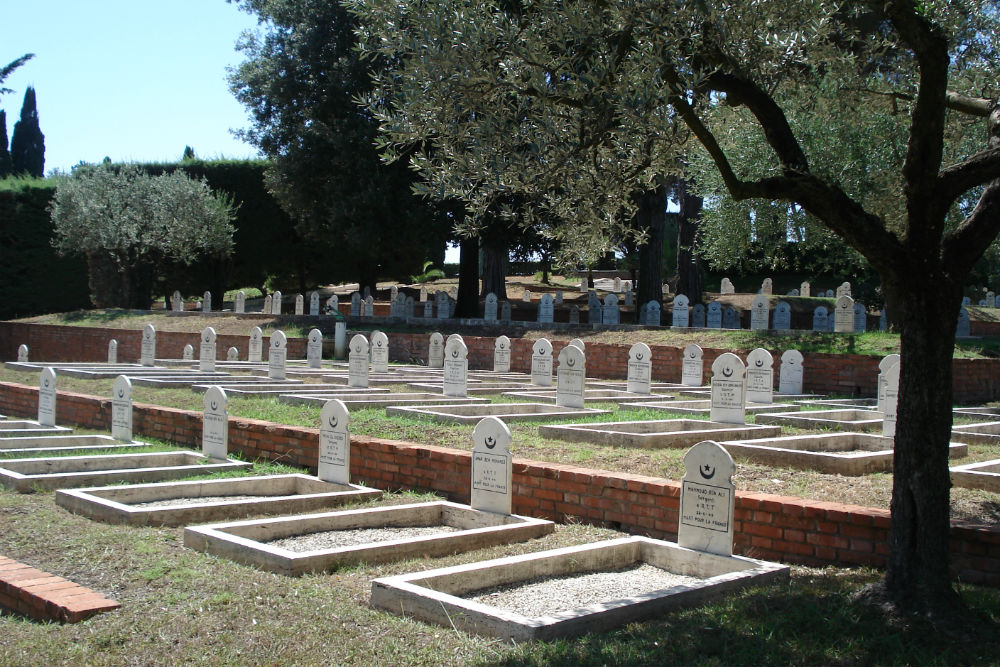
left=132, top=494, right=286, bottom=508
left=267, top=525, right=461, bottom=552
left=465, top=563, right=705, bottom=617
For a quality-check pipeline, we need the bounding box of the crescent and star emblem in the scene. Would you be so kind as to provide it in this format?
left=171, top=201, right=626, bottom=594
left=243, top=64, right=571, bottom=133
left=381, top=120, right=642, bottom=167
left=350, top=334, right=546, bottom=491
left=452, top=349, right=459, bottom=358
left=328, top=415, right=339, bottom=428
left=755, top=360, right=764, bottom=368
left=722, top=367, right=733, bottom=378
left=566, top=358, right=576, bottom=367
left=700, top=464, right=716, bottom=480
left=636, top=353, right=644, bottom=361
left=210, top=401, right=218, bottom=411
left=117, top=388, right=125, bottom=398
left=485, top=435, right=496, bottom=449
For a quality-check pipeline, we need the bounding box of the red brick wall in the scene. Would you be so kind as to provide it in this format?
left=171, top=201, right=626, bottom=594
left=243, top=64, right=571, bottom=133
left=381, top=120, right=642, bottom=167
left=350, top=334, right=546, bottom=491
left=1, top=380, right=998, bottom=586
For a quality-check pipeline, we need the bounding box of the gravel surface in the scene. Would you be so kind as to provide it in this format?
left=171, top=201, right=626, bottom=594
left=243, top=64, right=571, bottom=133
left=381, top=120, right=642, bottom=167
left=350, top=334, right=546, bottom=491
left=466, top=563, right=705, bottom=617
left=267, top=525, right=460, bottom=552
left=132, top=494, right=287, bottom=508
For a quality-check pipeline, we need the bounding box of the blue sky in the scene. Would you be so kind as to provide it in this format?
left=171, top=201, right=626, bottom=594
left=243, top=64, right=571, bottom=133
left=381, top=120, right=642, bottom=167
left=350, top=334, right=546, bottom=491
left=4, top=1, right=261, bottom=174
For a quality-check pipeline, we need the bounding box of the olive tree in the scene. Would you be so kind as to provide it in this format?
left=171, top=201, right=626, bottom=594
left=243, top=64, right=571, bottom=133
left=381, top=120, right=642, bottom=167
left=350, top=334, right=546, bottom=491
left=49, top=165, right=236, bottom=308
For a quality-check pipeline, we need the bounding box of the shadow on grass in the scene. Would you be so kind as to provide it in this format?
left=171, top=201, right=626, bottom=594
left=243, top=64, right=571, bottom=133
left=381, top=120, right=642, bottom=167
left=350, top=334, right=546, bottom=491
left=481, top=569, right=1000, bottom=667
left=61, top=309, right=145, bottom=324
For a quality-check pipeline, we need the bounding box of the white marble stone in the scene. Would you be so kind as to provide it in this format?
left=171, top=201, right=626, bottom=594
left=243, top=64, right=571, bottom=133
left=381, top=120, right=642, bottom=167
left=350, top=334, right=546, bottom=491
left=471, top=417, right=514, bottom=515
left=199, top=327, right=217, bottom=372
left=494, top=336, right=511, bottom=373
left=348, top=334, right=370, bottom=388
left=107, top=339, right=118, bottom=364
left=307, top=328, right=323, bottom=369
left=38, top=367, right=56, bottom=427
left=443, top=336, right=469, bottom=398
left=140, top=323, right=156, bottom=367
left=531, top=338, right=553, bottom=387
left=834, top=295, right=854, bottom=333
left=678, top=440, right=737, bottom=557
left=778, top=350, right=804, bottom=395
left=556, top=344, right=586, bottom=408
left=710, top=353, right=746, bottom=424
left=248, top=326, right=263, bottom=363
left=268, top=330, right=287, bottom=380
left=428, top=332, right=444, bottom=369
left=745, top=348, right=774, bottom=404
left=681, top=344, right=703, bottom=387
left=202, top=386, right=229, bottom=460
left=370, top=330, right=390, bottom=373
left=319, top=399, right=351, bottom=485
left=627, top=342, right=652, bottom=395
left=111, top=375, right=133, bottom=442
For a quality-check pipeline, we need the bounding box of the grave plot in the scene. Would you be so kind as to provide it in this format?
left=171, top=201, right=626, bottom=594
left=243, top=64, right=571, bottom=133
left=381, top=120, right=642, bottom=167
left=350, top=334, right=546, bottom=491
left=56, top=474, right=381, bottom=527
left=755, top=409, right=884, bottom=432
left=0, top=434, right=150, bottom=457
left=717, top=433, right=968, bottom=475
left=129, top=373, right=246, bottom=388
left=951, top=421, right=1000, bottom=444
left=502, top=389, right=677, bottom=405
left=184, top=418, right=554, bottom=575
left=796, top=398, right=879, bottom=409
left=538, top=419, right=781, bottom=449
left=954, top=406, right=1000, bottom=420
left=385, top=403, right=610, bottom=425
left=619, top=400, right=798, bottom=417
left=280, top=393, right=490, bottom=410
left=193, top=383, right=384, bottom=397
left=407, top=382, right=534, bottom=396
left=370, top=536, right=788, bottom=642
left=371, top=440, right=788, bottom=641
left=0, top=451, right=251, bottom=492
left=951, top=459, right=1000, bottom=493
left=0, top=419, right=72, bottom=437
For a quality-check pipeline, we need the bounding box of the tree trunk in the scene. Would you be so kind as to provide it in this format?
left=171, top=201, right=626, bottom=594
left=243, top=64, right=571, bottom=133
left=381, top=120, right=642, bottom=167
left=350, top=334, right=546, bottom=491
left=876, top=268, right=964, bottom=614
left=455, top=236, right=480, bottom=317
left=635, top=183, right=667, bottom=319
left=480, top=237, right=508, bottom=299
left=676, top=178, right=704, bottom=302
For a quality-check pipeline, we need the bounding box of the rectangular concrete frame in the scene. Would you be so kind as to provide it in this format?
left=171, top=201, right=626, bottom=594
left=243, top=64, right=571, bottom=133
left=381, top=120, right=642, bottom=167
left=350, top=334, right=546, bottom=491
left=502, top=389, right=677, bottom=405
left=718, top=433, right=968, bottom=475
left=0, top=451, right=252, bottom=492
left=755, top=409, right=884, bottom=432
left=280, top=393, right=491, bottom=410
left=55, top=474, right=381, bottom=526
left=0, top=434, right=150, bottom=457
left=370, top=536, right=789, bottom=642
left=384, top=403, right=611, bottom=425
left=184, top=501, right=555, bottom=576
left=538, top=419, right=781, bottom=449
left=0, top=420, right=73, bottom=437
left=951, top=459, right=1000, bottom=493
left=951, top=422, right=1000, bottom=445
left=619, top=400, right=799, bottom=417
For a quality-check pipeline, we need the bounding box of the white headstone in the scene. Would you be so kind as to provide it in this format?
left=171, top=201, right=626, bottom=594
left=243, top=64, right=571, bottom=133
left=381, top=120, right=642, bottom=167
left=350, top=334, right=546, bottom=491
left=202, top=290, right=212, bottom=313
left=882, top=361, right=900, bottom=438
left=110, top=375, right=133, bottom=442
left=750, top=295, right=769, bottom=331
left=420, top=287, right=428, bottom=302
left=272, top=290, right=283, bottom=315
left=443, top=336, right=469, bottom=397
left=812, top=306, right=829, bottom=332
left=834, top=295, right=854, bottom=333
left=522, top=289, right=531, bottom=302
left=307, top=328, right=323, bottom=368
left=294, top=294, right=304, bottom=315
left=837, top=282, right=852, bottom=298
left=877, top=354, right=900, bottom=413
left=957, top=307, right=971, bottom=337
left=318, top=399, right=351, bottom=485
left=672, top=294, right=690, bottom=328
left=710, top=352, right=746, bottom=424
left=268, top=330, right=287, bottom=380
left=580, top=278, right=588, bottom=292
left=263, top=294, right=273, bottom=314
left=199, top=327, right=217, bottom=372
left=645, top=301, right=661, bottom=326
left=800, top=281, right=811, bottom=298
left=363, top=295, right=374, bottom=317
left=370, top=330, right=390, bottom=373
left=678, top=441, right=736, bottom=557
left=613, top=277, right=623, bottom=293
left=248, top=326, right=263, bottom=363
left=350, top=293, right=361, bottom=317
left=494, top=336, right=511, bottom=373
left=706, top=301, right=722, bottom=328
left=107, top=339, right=118, bottom=364
left=745, top=348, right=774, bottom=404
left=327, top=294, right=339, bottom=314
left=538, top=294, right=555, bottom=323
left=38, top=367, right=57, bottom=427
left=227, top=346, right=239, bottom=361
left=988, top=291, right=996, bottom=308
left=390, top=285, right=399, bottom=301
left=723, top=306, right=740, bottom=329
left=761, top=278, right=773, bottom=295
left=531, top=338, right=553, bottom=386
left=235, top=291, right=246, bottom=314
left=16, top=344, right=28, bottom=362
left=853, top=303, right=867, bottom=333
left=202, top=386, right=229, bottom=460
left=471, top=417, right=513, bottom=515
left=172, top=290, right=183, bottom=312
left=436, top=291, right=450, bottom=320
left=555, top=290, right=563, bottom=305
left=140, top=323, right=156, bottom=367
left=484, top=293, right=498, bottom=321
left=720, top=278, right=735, bottom=294
left=772, top=301, right=791, bottom=331
left=427, top=332, right=444, bottom=368
left=627, top=342, right=652, bottom=395
left=556, top=343, right=586, bottom=408
left=348, top=334, right=370, bottom=388
left=182, top=344, right=194, bottom=361
left=681, top=344, right=704, bottom=387
left=602, top=294, right=620, bottom=325
left=778, top=349, right=804, bottom=394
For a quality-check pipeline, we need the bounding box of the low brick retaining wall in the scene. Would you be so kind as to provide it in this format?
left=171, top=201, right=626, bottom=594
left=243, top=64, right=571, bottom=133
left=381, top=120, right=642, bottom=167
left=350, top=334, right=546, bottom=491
left=0, top=555, right=120, bottom=623
left=0, top=381, right=997, bottom=586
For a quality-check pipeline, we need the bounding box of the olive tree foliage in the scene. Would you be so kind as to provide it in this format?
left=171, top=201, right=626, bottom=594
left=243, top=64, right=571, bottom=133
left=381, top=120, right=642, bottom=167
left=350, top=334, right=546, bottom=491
left=351, top=0, right=1000, bottom=618
left=49, top=165, right=236, bottom=308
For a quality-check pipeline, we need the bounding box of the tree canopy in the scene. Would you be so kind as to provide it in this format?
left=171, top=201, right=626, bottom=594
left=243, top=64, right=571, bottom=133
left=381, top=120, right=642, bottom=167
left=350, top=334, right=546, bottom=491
left=10, top=86, right=44, bottom=177
left=350, top=0, right=1000, bottom=617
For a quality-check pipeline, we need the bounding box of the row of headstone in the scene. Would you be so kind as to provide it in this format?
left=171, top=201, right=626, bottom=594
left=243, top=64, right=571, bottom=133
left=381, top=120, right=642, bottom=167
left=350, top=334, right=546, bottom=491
left=666, top=297, right=739, bottom=329
left=681, top=344, right=803, bottom=395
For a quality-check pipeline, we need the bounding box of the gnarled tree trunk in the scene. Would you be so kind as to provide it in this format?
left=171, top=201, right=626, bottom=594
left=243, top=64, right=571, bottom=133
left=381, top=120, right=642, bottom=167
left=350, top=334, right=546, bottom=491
left=635, top=183, right=666, bottom=319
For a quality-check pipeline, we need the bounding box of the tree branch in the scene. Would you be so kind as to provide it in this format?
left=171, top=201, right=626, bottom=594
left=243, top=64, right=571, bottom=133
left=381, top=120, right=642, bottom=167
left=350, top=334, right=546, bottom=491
left=942, top=181, right=1000, bottom=275
left=937, top=146, right=1000, bottom=208
left=846, top=88, right=995, bottom=118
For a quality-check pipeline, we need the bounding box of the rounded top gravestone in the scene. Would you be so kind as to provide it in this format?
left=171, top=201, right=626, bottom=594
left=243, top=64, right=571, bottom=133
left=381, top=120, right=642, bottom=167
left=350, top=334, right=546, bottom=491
left=319, top=399, right=351, bottom=485
left=710, top=352, right=746, bottom=424
left=556, top=342, right=586, bottom=408
left=199, top=326, right=217, bottom=372
left=627, top=342, right=653, bottom=394
left=745, top=348, right=774, bottom=404
left=111, top=374, right=133, bottom=442
left=778, top=349, right=804, bottom=395
left=471, top=416, right=514, bottom=515
left=202, top=385, right=229, bottom=460
left=268, top=330, right=288, bottom=380
left=681, top=343, right=704, bottom=386
left=678, top=440, right=737, bottom=556
left=569, top=338, right=585, bottom=351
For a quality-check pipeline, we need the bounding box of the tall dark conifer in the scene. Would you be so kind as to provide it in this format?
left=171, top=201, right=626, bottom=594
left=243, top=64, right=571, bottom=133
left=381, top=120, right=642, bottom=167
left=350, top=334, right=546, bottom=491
left=10, top=86, right=44, bottom=177
left=0, top=110, right=11, bottom=177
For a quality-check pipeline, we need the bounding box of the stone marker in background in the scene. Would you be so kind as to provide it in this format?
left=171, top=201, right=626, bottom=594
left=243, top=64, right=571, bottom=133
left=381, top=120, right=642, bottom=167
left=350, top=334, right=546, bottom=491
left=108, top=339, right=118, bottom=364
left=957, top=307, right=971, bottom=337
left=319, top=399, right=351, bottom=485
left=772, top=301, right=791, bottom=331
left=624, top=291, right=633, bottom=307
left=761, top=278, right=773, bottom=295
left=423, top=300, right=434, bottom=318
left=443, top=336, right=469, bottom=397
left=202, top=386, right=229, bottom=460
left=800, top=281, right=811, bottom=297
left=420, top=286, right=428, bottom=302
left=16, top=344, right=27, bottom=362
left=308, top=292, right=319, bottom=316
left=691, top=303, right=706, bottom=328
left=172, top=290, right=183, bottom=312
left=272, top=291, right=283, bottom=315
left=500, top=301, right=512, bottom=322
left=707, top=301, right=722, bottom=328
left=348, top=334, right=370, bottom=388
left=710, top=352, right=746, bottom=424
left=199, top=327, right=217, bottom=372
left=202, top=291, right=212, bottom=313
left=268, top=330, right=288, bottom=380
left=471, top=417, right=514, bottom=515
left=812, top=306, right=829, bottom=332
left=484, top=293, right=498, bottom=321
left=294, top=294, right=304, bottom=315
left=963, top=296, right=972, bottom=305
left=351, top=293, right=361, bottom=317
left=38, top=367, right=57, bottom=427
left=390, top=285, right=398, bottom=301
left=227, top=347, right=239, bottom=361
left=720, top=278, right=735, bottom=294
left=749, top=295, right=769, bottom=331
left=681, top=343, right=704, bottom=386
left=538, top=293, right=555, bottom=323
left=370, top=330, right=390, bottom=373
left=602, top=294, right=620, bottom=325
left=569, top=305, right=580, bottom=324
left=235, top=291, right=246, bottom=314
left=307, top=329, right=323, bottom=369
left=837, top=282, right=852, bottom=298
left=672, top=294, right=690, bottom=328
left=436, top=291, right=450, bottom=320
left=263, top=294, right=273, bottom=314
left=363, top=295, right=374, bottom=317
left=522, top=290, right=531, bottom=303
left=405, top=296, right=415, bottom=318
left=645, top=301, right=661, bottom=326
left=627, top=342, right=652, bottom=395
left=140, top=323, right=156, bottom=367
left=853, top=303, right=867, bottom=333
left=494, top=336, right=511, bottom=373
left=428, top=332, right=444, bottom=368
left=988, top=291, right=996, bottom=307
left=613, top=277, right=622, bottom=292
left=183, top=344, right=194, bottom=361
left=834, top=295, right=854, bottom=333
left=248, top=326, right=263, bottom=363
left=555, top=290, right=563, bottom=305
left=745, top=348, right=774, bottom=404
left=531, top=338, right=554, bottom=386
left=363, top=286, right=372, bottom=300
left=723, top=306, right=740, bottom=329
left=882, top=361, right=900, bottom=438
left=778, top=349, right=804, bottom=394
left=556, top=343, right=586, bottom=408
left=390, top=293, right=406, bottom=319
left=877, top=354, right=900, bottom=413
left=679, top=440, right=736, bottom=557
left=327, top=294, right=339, bottom=314
left=111, top=375, right=133, bottom=442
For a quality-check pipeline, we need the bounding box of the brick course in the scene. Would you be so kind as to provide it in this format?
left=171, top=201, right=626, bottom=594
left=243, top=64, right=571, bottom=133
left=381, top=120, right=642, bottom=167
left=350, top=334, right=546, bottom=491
left=0, top=555, right=120, bottom=622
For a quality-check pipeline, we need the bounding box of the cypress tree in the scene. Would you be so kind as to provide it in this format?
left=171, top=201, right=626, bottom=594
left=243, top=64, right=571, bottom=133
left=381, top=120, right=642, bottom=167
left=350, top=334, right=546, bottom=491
left=10, top=86, right=44, bottom=177
left=0, top=110, right=11, bottom=177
